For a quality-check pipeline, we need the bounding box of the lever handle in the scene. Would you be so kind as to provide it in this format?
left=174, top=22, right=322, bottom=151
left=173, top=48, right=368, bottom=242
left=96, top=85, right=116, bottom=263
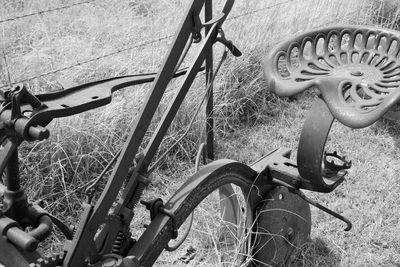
left=216, top=37, right=242, bottom=57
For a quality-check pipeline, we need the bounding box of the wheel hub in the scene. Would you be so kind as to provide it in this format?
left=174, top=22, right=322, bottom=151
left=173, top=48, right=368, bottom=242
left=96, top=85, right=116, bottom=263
left=252, top=186, right=311, bottom=266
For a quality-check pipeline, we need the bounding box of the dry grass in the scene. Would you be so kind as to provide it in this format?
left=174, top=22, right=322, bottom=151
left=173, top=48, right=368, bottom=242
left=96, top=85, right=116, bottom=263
left=2, top=0, right=400, bottom=266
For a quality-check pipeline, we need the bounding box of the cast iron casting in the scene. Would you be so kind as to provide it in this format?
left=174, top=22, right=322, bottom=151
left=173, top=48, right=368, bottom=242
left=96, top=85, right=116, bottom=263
left=264, top=25, right=400, bottom=192
left=0, top=2, right=394, bottom=267
left=264, top=25, right=400, bottom=128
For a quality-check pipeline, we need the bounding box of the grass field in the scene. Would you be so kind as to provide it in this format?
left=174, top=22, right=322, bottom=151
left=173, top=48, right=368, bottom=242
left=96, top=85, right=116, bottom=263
left=2, top=0, right=400, bottom=266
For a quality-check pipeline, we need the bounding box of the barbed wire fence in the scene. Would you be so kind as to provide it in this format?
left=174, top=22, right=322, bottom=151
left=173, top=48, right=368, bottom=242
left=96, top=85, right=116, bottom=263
left=0, top=0, right=368, bottom=89
left=0, top=0, right=304, bottom=89
left=0, top=0, right=98, bottom=24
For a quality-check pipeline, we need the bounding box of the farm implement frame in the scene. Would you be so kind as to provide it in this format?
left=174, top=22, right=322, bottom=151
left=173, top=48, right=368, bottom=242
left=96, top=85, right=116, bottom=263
left=1, top=0, right=400, bottom=266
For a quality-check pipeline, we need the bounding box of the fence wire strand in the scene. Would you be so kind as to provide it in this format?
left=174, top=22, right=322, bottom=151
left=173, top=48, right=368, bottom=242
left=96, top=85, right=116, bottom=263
left=0, top=34, right=173, bottom=89
left=227, top=0, right=294, bottom=21
left=0, top=0, right=98, bottom=24
left=0, top=0, right=342, bottom=89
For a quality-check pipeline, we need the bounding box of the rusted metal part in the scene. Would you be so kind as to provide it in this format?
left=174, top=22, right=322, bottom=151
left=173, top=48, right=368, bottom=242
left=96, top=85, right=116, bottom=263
left=2, top=143, right=20, bottom=192
left=0, top=144, right=55, bottom=252
left=135, top=24, right=220, bottom=174
left=0, top=199, right=54, bottom=252
left=65, top=1, right=238, bottom=266
left=273, top=178, right=352, bottom=231
left=0, top=0, right=341, bottom=265
left=0, top=235, right=41, bottom=267
left=0, top=69, right=190, bottom=142
left=0, top=216, right=39, bottom=252
left=251, top=147, right=312, bottom=191
left=297, top=97, right=346, bottom=193
left=0, top=137, right=19, bottom=183
left=252, top=186, right=311, bottom=266
left=63, top=203, right=96, bottom=265
left=323, top=151, right=352, bottom=178
left=205, top=0, right=214, bottom=161
left=0, top=85, right=49, bottom=142
left=93, top=214, right=133, bottom=257
left=140, top=197, right=190, bottom=252
left=44, top=213, right=73, bottom=240
left=197, top=142, right=242, bottom=245
left=128, top=160, right=263, bottom=265
left=251, top=148, right=352, bottom=232
left=264, top=25, right=400, bottom=128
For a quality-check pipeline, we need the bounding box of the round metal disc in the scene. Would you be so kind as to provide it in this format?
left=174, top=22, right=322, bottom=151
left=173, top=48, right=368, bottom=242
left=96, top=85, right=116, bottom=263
left=252, top=186, right=311, bottom=266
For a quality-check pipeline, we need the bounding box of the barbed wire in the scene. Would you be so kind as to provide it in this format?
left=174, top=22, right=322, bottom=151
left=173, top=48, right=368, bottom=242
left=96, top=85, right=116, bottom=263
left=0, top=0, right=98, bottom=24
left=227, top=0, right=294, bottom=21
left=0, top=0, right=342, bottom=89
left=0, top=34, right=173, bottom=89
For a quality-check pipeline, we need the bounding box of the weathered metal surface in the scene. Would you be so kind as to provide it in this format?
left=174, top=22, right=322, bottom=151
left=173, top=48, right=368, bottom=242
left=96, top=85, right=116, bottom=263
left=264, top=25, right=400, bottom=128
left=129, top=159, right=262, bottom=265
left=0, top=1, right=382, bottom=266
left=65, top=0, right=237, bottom=266
left=252, top=186, right=311, bottom=266
left=0, top=235, right=40, bottom=266
left=0, top=69, right=190, bottom=142
left=297, top=97, right=346, bottom=192
left=250, top=148, right=351, bottom=233
left=205, top=0, right=215, bottom=161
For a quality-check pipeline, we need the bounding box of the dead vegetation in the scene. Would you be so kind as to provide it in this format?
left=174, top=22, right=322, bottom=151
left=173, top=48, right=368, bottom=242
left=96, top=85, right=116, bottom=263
left=1, top=0, right=400, bottom=266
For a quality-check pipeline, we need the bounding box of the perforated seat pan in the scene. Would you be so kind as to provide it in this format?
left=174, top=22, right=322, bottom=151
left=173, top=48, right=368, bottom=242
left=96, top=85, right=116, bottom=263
left=264, top=25, right=400, bottom=128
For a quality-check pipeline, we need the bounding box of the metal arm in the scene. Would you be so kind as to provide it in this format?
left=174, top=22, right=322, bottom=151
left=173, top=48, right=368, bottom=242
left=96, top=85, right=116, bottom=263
left=63, top=0, right=238, bottom=266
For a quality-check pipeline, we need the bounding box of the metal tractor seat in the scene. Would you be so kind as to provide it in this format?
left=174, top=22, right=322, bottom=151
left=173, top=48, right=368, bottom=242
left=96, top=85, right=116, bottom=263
left=263, top=25, right=400, bottom=193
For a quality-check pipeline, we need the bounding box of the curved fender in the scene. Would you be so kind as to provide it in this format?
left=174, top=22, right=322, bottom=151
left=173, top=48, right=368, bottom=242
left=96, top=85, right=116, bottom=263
left=165, top=160, right=261, bottom=230
left=130, top=159, right=264, bottom=262
left=164, top=159, right=259, bottom=211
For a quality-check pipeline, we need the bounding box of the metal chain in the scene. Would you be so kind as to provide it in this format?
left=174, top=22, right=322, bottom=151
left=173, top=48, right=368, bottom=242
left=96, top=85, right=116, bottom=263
left=0, top=0, right=98, bottom=24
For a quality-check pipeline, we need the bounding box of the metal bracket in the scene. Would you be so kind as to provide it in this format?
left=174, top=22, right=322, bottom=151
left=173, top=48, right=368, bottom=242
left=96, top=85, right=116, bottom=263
left=297, top=97, right=348, bottom=193
left=216, top=28, right=242, bottom=57
left=140, top=199, right=178, bottom=239
left=191, top=12, right=203, bottom=42
left=140, top=199, right=164, bottom=221
left=250, top=148, right=352, bottom=231
left=323, top=151, right=352, bottom=178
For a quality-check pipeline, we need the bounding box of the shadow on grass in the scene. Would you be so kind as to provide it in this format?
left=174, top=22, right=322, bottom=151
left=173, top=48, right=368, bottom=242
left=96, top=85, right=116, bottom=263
left=374, top=118, right=400, bottom=148
left=291, top=238, right=341, bottom=267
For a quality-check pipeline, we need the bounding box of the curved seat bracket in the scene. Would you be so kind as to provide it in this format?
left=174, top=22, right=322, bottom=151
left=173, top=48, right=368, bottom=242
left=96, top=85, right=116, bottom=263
left=297, top=97, right=346, bottom=192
